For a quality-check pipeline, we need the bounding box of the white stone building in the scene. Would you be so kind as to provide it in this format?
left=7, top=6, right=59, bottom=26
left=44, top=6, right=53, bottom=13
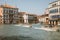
left=47, top=0, right=60, bottom=25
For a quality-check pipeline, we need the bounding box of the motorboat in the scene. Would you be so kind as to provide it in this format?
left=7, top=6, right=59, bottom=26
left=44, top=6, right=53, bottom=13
left=14, top=24, right=22, bottom=26
left=22, top=24, right=32, bottom=28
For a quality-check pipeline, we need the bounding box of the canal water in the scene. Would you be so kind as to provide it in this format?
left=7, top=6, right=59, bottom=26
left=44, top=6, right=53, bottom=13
left=0, top=24, right=60, bottom=40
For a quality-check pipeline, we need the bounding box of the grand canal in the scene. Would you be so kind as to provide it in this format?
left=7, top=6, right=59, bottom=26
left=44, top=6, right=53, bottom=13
left=0, top=24, right=60, bottom=40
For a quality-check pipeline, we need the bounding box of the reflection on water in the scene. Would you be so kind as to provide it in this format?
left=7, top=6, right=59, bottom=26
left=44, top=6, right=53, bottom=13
left=0, top=24, right=60, bottom=40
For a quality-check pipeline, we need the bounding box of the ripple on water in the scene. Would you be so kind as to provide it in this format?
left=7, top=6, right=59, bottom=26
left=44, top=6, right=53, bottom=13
left=0, top=25, right=60, bottom=40
left=0, top=36, right=37, bottom=40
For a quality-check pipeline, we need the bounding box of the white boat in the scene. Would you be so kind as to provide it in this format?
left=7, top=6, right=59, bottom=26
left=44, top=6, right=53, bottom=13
left=22, top=24, right=32, bottom=28
left=34, top=27, right=56, bottom=31
left=14, top=24, right=22, bottom=26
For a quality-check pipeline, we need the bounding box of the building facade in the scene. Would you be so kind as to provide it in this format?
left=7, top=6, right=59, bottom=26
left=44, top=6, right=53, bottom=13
left=0, top=4, right=18, bottom=24
left=0, top=4, right=39, bottom=24
left=47, top=0, right=60, bottom=25
left=27, top=14, right=38, bottom=24
left=18, top=12, right=26, bottom=24
left=23, top=13, right=39, bottom=24
left=38, top=14, right=49, bottom=25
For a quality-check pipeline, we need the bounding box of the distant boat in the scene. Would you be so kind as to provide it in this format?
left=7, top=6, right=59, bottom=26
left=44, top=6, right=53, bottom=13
left=22, top=24, right=32, bottom=28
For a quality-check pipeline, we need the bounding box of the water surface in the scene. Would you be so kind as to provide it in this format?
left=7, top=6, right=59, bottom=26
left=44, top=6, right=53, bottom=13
left=0, top=24, right=60, bottom=40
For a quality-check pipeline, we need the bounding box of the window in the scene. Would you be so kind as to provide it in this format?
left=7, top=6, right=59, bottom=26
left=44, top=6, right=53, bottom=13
left=4, top=15, right=8, bottom=18
left=49, top=9, right=58, bottom=13
left=4, top=8, right=9, bottom=13
left=13, top=9, right=18, bottom=14
left=28, top=16, right=34, bottom=19
left=9, top=10, right=13, bottom=14
left=46, top=18, right=48, bottom=20
left=4, top=10, right=7, bottom=13
left=52, top=4, right=57, bottom=7
left=51, top=15, right=60, bottom=18
left=59, top=8, right=60, bottom=12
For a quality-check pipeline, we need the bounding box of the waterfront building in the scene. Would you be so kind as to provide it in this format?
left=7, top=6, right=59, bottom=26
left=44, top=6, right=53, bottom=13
left=47, top=0, right=60, bottom=25
left=18, top=12, right=39, bottom=24
left=13, top=13, right=19, bottom=24
left=38, top=14, right=49, bottom=25
left=0, top=4, right=18, bottom=24
left=18, top=12, right=26, bottom=23
left=22, top=12, right=39, bottom=24
left=27, top=14, right=38, bottom=24
left=22, top=12, right=28, bottom=24
left=0, top=4, right=38, bottom=24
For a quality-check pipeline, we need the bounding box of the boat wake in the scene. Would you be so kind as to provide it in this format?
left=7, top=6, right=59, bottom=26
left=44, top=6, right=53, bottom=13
left=14, top=24, right=57, bottom=31
left=14, top=24, right=22, bottom=26
left=34, top=27, right=56, bottom=31
left=22, top=25, right=31, bottom=28
left=14, top=24, right=32, bottom=28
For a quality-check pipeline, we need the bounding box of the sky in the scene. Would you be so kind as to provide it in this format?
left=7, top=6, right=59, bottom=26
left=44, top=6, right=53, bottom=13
left=0, top=0, right=56, bottom=15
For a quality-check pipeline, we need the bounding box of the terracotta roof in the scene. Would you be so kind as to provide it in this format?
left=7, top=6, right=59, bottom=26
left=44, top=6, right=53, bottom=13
left=18, top=12, right=38, bottom=17
left=27, top=13, right=37, bottom=16
left=0, top=4, right=17, bottom=8
left=18, top=12, right=27, bottom=15
left=18, top=12, right=37, bottom=16
left=38, top=14, right=49, bottom=18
